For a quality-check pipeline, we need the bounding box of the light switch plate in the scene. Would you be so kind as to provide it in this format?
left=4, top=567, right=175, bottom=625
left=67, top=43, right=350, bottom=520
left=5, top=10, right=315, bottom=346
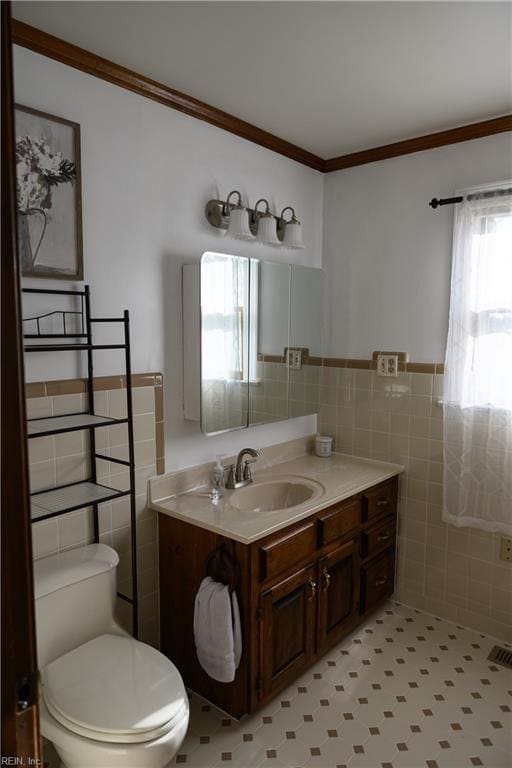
left=377, top=353, right=398, bottom=377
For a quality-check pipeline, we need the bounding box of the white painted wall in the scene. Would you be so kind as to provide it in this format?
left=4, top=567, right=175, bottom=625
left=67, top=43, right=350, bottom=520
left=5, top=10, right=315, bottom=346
left=14, top=47, right=324, bottom=470
left=323, top=133, right=512, bottom=362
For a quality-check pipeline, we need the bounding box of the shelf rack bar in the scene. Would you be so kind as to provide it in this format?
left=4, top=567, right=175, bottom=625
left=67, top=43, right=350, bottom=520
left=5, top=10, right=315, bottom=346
left=24, top=333, right=88, bottom=339
left=84, top=286, right=99, bottom=549
left=22, top=287, right=88, bottom=296
left=117, top=593, right=134, bottom=604
left=95, top=453, right=130, bottom=467
left=124, top=309, right=139, bottom=639
left=27, top=414, right=129, bottom=439
left=24, top=343, right=127, bottom=352
left=90, top=318, right=127, bottom=323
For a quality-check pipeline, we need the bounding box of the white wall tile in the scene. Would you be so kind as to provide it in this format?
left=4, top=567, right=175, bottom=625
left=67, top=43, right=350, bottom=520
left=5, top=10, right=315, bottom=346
left=323, top=364, right=512, bottom=640
left=32, top=519, right=59, bottom=560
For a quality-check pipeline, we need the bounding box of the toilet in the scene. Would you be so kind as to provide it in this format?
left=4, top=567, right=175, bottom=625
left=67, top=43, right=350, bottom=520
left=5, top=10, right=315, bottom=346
left=34, top=543, right=189, bottom=768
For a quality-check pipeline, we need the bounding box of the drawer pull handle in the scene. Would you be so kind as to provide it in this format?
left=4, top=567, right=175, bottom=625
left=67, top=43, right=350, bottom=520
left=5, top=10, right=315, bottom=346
left=308, top=576, right=317, bottom=601
left=375, top=576, right=388, bottom=587
left=376, top=498, right=390, bottom=507
left=322, top=567, right=331, bottom=592
left=377, top=532, right=390, bottom=542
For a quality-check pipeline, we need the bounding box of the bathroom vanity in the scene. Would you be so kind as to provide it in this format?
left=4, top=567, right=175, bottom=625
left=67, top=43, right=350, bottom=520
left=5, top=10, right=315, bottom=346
left=152, top=451, right=401, bottom=718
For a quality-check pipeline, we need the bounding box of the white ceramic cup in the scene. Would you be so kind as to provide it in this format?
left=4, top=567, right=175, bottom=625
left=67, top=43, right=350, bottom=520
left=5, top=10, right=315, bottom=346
left=315, top=435, right=333, bottom=458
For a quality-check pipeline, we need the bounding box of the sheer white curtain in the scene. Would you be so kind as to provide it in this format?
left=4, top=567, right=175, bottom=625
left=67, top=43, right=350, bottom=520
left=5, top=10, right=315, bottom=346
left=443, top=184, right=512, bottom=535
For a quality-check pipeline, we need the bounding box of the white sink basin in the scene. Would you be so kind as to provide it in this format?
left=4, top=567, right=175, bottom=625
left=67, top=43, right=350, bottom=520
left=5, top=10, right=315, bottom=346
left=230, top=475, right=324, bottom=513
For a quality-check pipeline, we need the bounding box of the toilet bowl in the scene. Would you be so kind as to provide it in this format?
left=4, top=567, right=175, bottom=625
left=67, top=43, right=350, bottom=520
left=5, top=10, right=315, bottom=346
left=34, top=544, right=189, bottom=768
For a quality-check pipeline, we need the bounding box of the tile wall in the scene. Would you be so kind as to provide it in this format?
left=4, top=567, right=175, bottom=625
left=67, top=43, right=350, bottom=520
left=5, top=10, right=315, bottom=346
left=201, top=361, right=321, bottom=433
left=317, top=363, right=512, bottom=643
left=27, top=374, right=164, bottom=647
left=28, top=364, right=512, bottom=647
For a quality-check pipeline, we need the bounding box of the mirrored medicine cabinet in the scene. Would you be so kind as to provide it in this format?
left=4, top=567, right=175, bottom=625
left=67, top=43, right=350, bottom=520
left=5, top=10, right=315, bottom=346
left=183, top=252, right=325, bottom=435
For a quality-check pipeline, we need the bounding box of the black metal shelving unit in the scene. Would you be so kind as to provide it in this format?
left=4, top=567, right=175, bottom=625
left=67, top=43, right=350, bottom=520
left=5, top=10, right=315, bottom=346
left=23, top=286, right=139, bottom=638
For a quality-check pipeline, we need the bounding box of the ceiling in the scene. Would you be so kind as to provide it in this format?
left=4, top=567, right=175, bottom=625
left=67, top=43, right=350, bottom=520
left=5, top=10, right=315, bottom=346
left=12, top=1, right=512, bottom=158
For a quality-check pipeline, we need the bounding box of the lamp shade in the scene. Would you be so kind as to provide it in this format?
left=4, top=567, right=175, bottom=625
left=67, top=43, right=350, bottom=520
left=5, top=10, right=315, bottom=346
left=256, top=213, right=280, bottom=245
left=283, top=219, right=304, bottom=249
left=226, top=205, right=255, bottom=240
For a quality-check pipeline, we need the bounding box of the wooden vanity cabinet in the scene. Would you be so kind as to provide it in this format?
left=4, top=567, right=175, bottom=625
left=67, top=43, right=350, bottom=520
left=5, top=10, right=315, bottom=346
left=158, top=474, right=399, bottom=718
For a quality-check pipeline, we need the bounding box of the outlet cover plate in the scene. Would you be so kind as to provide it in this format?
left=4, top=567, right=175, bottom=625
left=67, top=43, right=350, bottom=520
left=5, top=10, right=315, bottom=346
left=288, top=349, right=302, bottom=370
left=500, top=536, right=512, bottom=562
left=377, top=353, right=398, bottom=377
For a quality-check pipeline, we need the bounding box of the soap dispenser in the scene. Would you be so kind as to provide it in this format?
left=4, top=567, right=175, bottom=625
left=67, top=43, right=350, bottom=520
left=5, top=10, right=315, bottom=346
left=211, top=455, right=225, bottom=503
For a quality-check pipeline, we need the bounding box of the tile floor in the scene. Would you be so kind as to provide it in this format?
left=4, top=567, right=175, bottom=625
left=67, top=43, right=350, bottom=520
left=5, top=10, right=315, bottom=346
left=171, top=602, right=512, bottom=768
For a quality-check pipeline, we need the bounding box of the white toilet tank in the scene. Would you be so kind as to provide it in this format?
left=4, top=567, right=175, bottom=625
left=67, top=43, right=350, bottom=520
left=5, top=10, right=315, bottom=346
left=34, top=544, right=124, bottom=667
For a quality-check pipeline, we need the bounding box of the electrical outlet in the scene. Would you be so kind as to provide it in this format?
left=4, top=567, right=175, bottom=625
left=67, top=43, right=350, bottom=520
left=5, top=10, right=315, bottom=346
left=377, top=353, right=399, bottom=377
left=500, top=536, right=512, bottom=562
left=287, top=349, right=302, bottom=370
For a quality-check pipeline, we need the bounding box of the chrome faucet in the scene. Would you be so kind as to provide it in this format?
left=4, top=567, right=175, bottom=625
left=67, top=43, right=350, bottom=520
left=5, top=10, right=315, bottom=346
left=226, top=448, right=260, bottom=489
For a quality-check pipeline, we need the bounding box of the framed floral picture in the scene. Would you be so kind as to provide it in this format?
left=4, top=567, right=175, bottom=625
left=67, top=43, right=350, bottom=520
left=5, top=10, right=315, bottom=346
left=15, top=104, right=83, bottom=279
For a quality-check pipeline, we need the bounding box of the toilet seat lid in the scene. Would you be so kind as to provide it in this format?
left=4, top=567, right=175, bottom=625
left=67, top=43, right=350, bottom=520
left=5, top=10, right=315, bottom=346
left=41, top=634, right=187, bottom=740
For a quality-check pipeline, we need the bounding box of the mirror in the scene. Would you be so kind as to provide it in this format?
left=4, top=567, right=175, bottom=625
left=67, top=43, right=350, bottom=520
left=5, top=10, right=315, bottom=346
left=288, top=265, right=324, bottom=419
left=194, top=252, right=325, bottom=435
left=249, top=260, right=290, bottom=427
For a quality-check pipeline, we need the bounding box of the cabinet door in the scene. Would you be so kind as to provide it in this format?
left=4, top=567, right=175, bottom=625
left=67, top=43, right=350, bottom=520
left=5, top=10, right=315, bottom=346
left=317, top=539, right=360, bottom=655
left=259, top=563, right=316, bottom=700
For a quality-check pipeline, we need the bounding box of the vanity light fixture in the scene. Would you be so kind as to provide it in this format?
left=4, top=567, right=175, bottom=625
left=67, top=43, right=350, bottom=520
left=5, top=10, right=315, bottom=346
left=225, top=190, right=255, bottom=241
left=205, top=192, right=304, bottom=248
left=281, top=206, right=305, bottom=249
left=253, top=198, right=280, bottom=245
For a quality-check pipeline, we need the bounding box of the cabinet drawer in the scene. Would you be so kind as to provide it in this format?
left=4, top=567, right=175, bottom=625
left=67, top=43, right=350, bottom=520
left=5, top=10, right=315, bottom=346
left=360, top=547, right=395, bottom=614
left=259, top=521, right=316, bottom=582
left=362, top=478, right=397, bottom=525
left=361, top=516, right=396, bottom=560
left=317, top=498, right=360, bottom=547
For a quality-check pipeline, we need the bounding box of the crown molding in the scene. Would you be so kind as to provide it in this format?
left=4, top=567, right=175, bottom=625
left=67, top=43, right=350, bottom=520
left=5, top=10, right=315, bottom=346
left=13, top=20, right=512, bottom=174
left=324, top=115, right=512, bottom=172
left=12, top=20, right=325, bottom=172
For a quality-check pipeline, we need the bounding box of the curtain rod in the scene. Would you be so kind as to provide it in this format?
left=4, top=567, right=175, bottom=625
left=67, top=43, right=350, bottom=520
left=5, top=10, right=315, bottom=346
left=429, top=187, right=512, bottom=209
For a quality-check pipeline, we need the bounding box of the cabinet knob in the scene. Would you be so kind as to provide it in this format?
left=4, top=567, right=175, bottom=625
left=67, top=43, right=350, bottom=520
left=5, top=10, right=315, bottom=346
left=376, top=498, right=390, bottom=507
left=307, top=576, right=317, bottom=600
left=377, top=532, right=390, bottom=542
left=321, top=567, right=331, bottom=591
left=375, top=576, right=388, bottom=587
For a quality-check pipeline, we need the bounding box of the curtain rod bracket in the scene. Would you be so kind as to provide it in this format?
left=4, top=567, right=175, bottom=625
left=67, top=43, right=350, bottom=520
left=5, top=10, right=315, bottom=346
left=429, top=196, right=464, bottom=209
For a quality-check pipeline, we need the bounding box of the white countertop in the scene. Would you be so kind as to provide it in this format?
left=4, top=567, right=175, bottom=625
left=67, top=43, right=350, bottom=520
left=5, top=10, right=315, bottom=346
left=149, top=452, right=403, bottom=544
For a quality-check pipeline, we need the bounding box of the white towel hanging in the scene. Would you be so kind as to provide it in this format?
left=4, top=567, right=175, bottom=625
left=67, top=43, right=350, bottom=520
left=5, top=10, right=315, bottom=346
left=193, top=576, right=242, bottom=683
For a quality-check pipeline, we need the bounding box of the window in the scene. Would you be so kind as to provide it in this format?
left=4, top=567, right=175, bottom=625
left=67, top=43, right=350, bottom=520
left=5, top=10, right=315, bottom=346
left=443, top=183, right=512, bottom=535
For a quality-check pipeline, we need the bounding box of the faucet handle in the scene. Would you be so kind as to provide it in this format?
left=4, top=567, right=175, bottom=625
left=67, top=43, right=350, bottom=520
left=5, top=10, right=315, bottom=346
left=225, top=464, right=236, bottom=489
left=242, top=457, right=257, bottom=481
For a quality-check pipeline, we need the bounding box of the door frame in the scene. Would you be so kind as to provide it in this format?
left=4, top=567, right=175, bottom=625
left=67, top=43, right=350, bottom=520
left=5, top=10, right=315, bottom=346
left=1, top=1, right=41, bottom=760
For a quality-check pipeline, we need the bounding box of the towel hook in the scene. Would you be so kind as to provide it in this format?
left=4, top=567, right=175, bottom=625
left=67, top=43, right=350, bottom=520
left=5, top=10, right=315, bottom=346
left=206, top=542, right=240, bottom=593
